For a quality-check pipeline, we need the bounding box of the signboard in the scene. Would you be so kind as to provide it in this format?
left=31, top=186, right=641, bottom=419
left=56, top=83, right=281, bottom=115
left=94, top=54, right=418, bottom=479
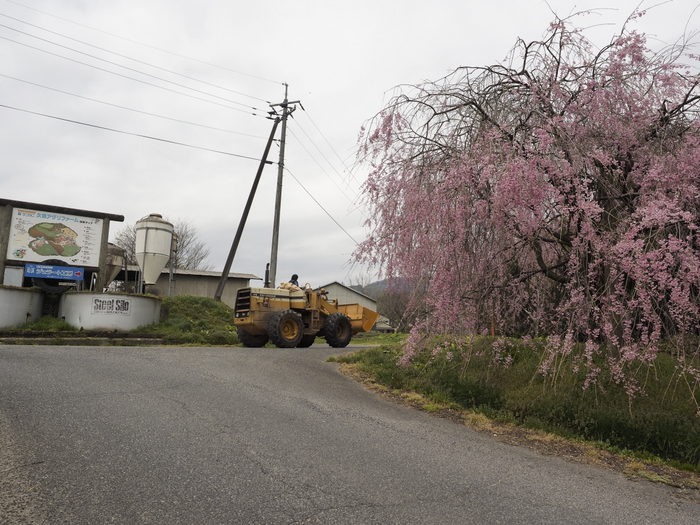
left=24, top=264, right=84, bottom=281
left=6, top=208, right=103, bottom=267
left=91, top=296, right=132, bottom=315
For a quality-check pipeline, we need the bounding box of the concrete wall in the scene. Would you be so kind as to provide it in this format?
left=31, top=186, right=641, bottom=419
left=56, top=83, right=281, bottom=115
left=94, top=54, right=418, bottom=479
left=59, top=292, right=161, bottom=331
left=0, top=287, right=43, bottom=328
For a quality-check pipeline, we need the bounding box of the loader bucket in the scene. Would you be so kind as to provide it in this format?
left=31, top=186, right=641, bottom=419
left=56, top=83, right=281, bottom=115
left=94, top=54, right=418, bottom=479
left=337, top=304, right=380, bottom=334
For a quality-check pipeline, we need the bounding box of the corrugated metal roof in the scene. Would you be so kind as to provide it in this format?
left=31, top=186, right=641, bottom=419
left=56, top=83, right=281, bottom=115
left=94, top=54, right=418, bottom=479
left=125, top=264, right=261, bottom=280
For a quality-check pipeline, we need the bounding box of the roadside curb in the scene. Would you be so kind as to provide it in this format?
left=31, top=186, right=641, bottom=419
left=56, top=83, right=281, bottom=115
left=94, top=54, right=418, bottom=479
left=0, top=333, right=164, bottom=346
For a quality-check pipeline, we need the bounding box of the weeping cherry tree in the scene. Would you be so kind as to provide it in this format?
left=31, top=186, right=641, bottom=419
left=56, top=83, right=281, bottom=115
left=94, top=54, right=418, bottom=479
left=356, top=12, right=700, bottom=395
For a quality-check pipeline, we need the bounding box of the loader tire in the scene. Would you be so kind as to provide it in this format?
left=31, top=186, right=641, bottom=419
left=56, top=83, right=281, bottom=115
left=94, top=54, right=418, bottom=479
left=324, top=313, right=352, bottom=348
left=237, top=328, right=269, bottom=348
left=297, top=334, right=316, bottom=348
left=268, top=310, right=303, bottom=348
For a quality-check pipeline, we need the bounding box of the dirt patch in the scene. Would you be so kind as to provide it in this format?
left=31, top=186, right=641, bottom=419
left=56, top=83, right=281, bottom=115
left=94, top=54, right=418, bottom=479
left=338, top=362, right=700, bottom=498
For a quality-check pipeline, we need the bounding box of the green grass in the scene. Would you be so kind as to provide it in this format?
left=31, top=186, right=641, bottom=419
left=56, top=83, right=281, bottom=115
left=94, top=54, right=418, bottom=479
left=141, top=295, right=239, bottom=345
left=351, top=331, right=408, bottom=345
left=4, top=316, right=77, bottom=332
left=334, top=336, right=700, bottom=470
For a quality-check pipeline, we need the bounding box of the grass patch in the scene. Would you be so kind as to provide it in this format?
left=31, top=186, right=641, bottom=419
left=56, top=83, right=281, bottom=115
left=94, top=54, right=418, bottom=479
left=4, top=316, right=77, bottom=332
left=142, top=296, right=239, bottom=345
left=334, top=337, right=700, bottom=473
left=352, top=332, right=408, bottom=345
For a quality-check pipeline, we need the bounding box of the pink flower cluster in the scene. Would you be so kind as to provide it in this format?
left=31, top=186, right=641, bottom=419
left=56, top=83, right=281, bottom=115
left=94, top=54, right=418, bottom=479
left=356, top=12, right=700, bottom=395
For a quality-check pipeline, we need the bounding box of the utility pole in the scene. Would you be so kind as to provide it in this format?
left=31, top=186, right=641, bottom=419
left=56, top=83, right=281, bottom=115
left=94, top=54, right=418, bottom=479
left=214, top=117, right=280, bottom=301
left=268, top=84, right=301, bottom=288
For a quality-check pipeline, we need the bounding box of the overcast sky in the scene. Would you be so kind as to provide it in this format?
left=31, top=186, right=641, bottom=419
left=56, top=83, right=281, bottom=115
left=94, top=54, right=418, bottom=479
left=1, top=0, right=698, bottom=288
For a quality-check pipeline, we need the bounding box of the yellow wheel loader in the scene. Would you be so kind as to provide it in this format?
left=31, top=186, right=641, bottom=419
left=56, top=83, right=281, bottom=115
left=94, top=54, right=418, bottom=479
left=233, top=286, right=379, bottom=348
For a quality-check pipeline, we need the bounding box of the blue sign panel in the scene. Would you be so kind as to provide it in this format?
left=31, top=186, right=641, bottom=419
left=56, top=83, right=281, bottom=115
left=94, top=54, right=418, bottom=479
left=24, top=264, right=85, bottom=281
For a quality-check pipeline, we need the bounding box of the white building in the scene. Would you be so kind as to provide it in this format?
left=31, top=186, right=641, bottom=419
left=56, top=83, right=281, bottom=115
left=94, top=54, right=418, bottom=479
left=115, top=265, right=260, bottom=308
left=316, top=281, right=377, bottom=312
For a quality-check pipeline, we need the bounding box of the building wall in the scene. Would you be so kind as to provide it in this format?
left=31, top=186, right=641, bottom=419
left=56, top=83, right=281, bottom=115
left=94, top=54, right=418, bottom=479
left=147, top=274, right=252, bottom=308
left=144, top=275, right=373, bottom=315
left=321, top=283, right=377, bottom=311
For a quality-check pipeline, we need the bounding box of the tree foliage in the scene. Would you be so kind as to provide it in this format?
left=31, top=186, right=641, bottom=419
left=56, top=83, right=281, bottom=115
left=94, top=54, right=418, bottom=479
left=356, top=12, right=700, bottom=394
left=114, top=219, right=211, bottom=271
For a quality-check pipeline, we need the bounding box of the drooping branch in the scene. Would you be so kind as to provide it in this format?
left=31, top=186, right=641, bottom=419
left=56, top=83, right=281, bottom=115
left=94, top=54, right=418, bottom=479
left=357, top=12, right=700, bottom=384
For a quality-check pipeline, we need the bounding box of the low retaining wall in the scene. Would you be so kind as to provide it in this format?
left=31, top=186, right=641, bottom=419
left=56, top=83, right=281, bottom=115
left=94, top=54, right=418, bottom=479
left=59, top=292, right=161, bottom=331
left=0, top=286, right=43, bottom=328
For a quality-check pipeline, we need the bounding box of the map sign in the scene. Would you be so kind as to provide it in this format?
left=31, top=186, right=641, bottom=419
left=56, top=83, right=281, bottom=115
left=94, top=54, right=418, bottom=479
left=6, top=208, right=103, bottom=267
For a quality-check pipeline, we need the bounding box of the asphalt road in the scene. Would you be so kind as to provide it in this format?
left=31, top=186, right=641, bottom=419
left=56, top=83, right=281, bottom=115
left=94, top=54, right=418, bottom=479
left=0, top=344, right=698, bottom=524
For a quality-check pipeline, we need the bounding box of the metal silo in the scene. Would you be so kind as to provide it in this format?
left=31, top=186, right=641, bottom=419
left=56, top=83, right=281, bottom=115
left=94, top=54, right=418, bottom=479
left=135, top=214, right=174, bottom=286
left=104, top=242, right=126, bottom=287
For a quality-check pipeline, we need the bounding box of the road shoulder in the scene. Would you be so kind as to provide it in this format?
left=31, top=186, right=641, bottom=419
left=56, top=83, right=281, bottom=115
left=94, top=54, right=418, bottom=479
left=336, top=361, right=700, bottom=499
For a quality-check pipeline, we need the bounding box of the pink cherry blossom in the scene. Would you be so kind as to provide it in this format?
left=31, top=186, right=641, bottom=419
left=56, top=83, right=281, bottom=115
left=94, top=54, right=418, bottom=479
left=356, top=12, right=700, bottom=396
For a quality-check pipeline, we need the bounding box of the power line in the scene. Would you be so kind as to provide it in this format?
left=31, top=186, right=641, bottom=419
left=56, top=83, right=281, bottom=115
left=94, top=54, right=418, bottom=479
left=287, top=128, right=357, bottom=204
left=290, top=121, right=360, bottom=198
left=5, top=0, right=283, bottom=86
left=0, top=34, right=262, bottom=116
left=301, top=108, right=361, bottom=185
left=0, top=72, right=267, bottom=139
left=0, top=11, right=271, bottom=105
left=0, top=22, right=264, bottom=113
left=284, top=167, right=359, bottom=245
left=0, top=102, right=273, bottom=163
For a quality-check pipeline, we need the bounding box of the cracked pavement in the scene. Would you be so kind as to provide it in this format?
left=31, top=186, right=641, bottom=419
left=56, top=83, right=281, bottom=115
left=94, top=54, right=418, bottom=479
left=1, top=344, right=698, bottom=524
